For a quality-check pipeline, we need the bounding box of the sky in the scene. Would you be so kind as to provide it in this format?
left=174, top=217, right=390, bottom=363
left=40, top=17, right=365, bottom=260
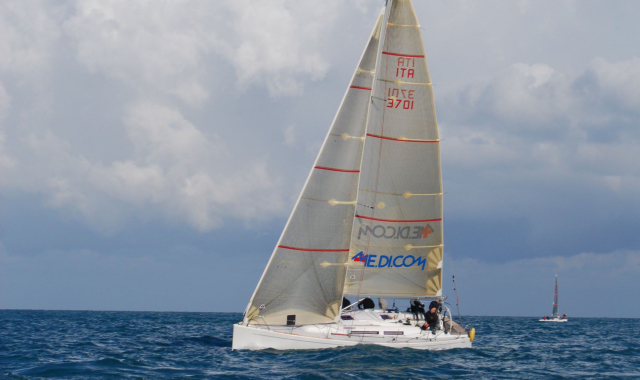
left=1, top=0, right=639, bottom=318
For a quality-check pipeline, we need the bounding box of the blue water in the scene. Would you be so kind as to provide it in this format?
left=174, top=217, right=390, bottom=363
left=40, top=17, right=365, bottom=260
left=1, top=311, right=639, bottom=379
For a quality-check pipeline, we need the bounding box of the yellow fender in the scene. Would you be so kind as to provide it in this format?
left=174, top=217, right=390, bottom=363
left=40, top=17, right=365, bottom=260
left=468, top=328, right=476, bottom=342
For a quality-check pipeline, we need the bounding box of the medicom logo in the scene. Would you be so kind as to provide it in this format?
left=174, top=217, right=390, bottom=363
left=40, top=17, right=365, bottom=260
left=357, top=225, right=433, bottom=240
left=351, top=251, right=427, bottom=270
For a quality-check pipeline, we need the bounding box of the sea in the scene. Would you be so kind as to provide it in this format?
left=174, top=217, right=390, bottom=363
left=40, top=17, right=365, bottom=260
left=1, top=310, right=639, bottom=379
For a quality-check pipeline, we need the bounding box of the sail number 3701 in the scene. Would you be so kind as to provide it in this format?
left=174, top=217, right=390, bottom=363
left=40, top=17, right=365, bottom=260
left=387, top=88, right=414, bottom=110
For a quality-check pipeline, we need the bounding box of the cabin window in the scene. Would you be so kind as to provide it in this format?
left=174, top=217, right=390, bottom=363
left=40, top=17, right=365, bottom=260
left=286, top=315, right=296, bottom=326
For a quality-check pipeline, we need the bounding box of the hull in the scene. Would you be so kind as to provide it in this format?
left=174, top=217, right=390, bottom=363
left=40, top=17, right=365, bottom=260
left=539, top=318, right=568, bottom=322
left=233, top=310, right=472, bottom=351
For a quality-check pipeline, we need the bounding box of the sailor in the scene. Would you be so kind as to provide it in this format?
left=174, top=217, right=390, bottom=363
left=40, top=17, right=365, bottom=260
left=342, top=297, right=351, bottom=309
left=421, top=306, right=440, bottom=333
left=378, top=298, right=388, bottom=310
left=428, top=299, right=442, bottom=313
left=410, top=299, right=426, bottom=320
left=358, top=297, right=375, bottom=309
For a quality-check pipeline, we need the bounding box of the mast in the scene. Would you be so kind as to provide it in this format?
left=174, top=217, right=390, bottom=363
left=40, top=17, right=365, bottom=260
left=552, top=275, right=559, bottom=318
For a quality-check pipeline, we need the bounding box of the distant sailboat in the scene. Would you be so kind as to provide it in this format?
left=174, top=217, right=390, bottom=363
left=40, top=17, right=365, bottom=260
left=539, top=275, right=568, bottom=322
left=232, top=0, right=474, bottom=350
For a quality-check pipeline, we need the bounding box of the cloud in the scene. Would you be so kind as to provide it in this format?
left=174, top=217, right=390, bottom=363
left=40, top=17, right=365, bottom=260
left=62, top=0, right=213, bottom=106
left=0, top=0, right=60, bottom=79
left=1, top=102, right=285, bottom=233
left=222, top=0, right=334, bottom=95
left=2, top=0, right=372, bottom=233
left=441, top=58, right=640, bottom=204
left=59, top=0, right=353, bottom=100
left=583, top=57, right=640, bottom=111
left=446, top=249, right=640, bottom=317
left=1, top=0, right=639, bottom=252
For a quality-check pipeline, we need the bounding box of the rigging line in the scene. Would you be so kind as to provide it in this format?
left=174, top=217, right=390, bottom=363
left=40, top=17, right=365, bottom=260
left=448, top=252, right=463, bottom=324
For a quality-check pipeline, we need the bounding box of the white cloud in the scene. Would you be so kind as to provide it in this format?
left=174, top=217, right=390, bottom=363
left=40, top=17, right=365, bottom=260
left=1, top=0, right=639, bottom=244
left=447, top=250, right=640, bottom=317
left=218, top=0, right=338, bottom=96
left=0, top=0, right=60, bottom=79
left=59, top=0, right=350, bottom=101
left=441, top=58, right=640, bottom=222
left=2, top=102, right=284, bottom=233
left=587, top=57, right=640, bottom=111
left=283, top=124, right=295, bottom=147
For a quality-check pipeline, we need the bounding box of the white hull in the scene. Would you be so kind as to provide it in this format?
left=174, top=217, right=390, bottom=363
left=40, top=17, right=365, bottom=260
left=539, top=318, right=568, bottom=322
left=233, top=310, right=472, bottom=351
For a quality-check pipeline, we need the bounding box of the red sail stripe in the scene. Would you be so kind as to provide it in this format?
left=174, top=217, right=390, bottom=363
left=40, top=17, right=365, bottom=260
left=278, top=245, right=349, bottom=252
left=315, top=166, right=359, bottom=173
left=366, top=133, right=439, bottom=143
left=382, top=51, right=425, bottom=58
left=355, top=215, right=442, bottom=223
left=350, top=86, right=372, bottom=91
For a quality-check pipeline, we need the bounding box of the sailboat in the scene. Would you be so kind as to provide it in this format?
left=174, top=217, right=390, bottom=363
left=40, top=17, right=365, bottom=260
left=232, top=0, right=475, bottom=350
left=539, top=275, right=568, bottom=322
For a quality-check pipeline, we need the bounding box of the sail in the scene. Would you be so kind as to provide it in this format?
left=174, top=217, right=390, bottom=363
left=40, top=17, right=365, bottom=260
left=344, top=0, right=443, bottom=298
left=244, top=13, right=384, bottom=326
left=552, top=276, right=559, bottom=318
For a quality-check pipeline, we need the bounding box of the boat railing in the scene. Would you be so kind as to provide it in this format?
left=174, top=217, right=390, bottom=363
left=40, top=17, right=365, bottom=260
left=247, top=315, right=272, bottom=331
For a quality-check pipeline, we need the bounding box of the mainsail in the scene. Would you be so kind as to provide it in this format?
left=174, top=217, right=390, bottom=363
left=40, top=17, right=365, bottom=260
left=344, top=0, right=443, bottom=298
left=244, top=13, right=384, bottom=326
left=244, top=0, right=443, bottom=327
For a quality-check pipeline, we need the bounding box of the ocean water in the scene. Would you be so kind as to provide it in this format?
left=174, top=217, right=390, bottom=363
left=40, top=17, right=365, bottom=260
left=1, top=310, right=639, bottom=379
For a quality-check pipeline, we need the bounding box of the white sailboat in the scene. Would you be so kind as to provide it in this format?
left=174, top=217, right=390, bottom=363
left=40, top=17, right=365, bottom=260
left=539, top=275, right=568, bottom=322
left=232, top=0, right=475, bottom=350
